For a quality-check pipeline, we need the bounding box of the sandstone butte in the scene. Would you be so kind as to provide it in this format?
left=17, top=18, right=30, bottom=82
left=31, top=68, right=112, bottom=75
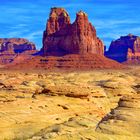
left=0, top=38, right=37, bottom=65
left=4, top=8, right=124, bottom=70
left=105, top=34, right=140, bottom=64
left=32, top=7, right=122, bottom=70
left=42, top=8, right=104, bottom=56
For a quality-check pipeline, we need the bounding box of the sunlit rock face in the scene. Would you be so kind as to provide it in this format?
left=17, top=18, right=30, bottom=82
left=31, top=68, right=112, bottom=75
left=42, top=7, right=104, bottom=56
left=105, top=34, right=140, bottom=63
left=96, top=94, right=140, bottom=137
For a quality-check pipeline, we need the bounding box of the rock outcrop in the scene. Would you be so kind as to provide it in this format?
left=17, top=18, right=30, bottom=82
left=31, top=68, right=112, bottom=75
left=0, top=38, right=37, bottom=64
left=105, top=34, right=140, bottom=63
left=96, top=94, right=140, bottom=137
left=42, top=7, right=104, bottom=56
left=31, top=7, right=124, bottom=70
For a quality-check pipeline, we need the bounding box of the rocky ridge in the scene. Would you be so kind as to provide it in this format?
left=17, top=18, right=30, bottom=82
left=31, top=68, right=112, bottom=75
left=96, top=94, right=140, bottom=137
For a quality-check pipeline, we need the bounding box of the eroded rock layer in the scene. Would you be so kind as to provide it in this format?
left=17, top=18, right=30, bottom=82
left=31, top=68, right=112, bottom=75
left=96, top=94, right=140, bottom=137
left=6, top=54, right=124, bottom=70
left=0, top=68, right=139, bottom=139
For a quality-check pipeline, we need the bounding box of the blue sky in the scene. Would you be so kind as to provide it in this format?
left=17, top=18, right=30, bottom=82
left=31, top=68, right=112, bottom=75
left=0, top=0, right=140, bottom=50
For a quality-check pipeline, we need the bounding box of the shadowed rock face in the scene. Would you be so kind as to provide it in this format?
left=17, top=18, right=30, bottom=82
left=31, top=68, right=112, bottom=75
left=42, top=8, right=104, bottom=56
left=0, top=38, right=36, bottom=53
left=105, top=34, right=140, bottom=63
left=0, top=38, right=37, bottom=64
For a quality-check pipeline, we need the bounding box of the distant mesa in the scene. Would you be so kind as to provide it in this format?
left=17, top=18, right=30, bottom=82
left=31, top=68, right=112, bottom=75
left=0, top=38, right=36, bottom=53
left=105, top=34, right=140, bottom=63
left=0, top=38, right=37, bottom=64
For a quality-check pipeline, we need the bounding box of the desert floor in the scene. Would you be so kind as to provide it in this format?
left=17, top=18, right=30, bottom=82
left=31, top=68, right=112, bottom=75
left=0, top=66, right=140, bottom=140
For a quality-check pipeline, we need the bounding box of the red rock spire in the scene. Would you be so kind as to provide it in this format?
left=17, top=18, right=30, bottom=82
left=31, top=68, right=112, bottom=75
left=46, top=7, right=70, bottom=35
left=42, top=8, right=104, bottom=56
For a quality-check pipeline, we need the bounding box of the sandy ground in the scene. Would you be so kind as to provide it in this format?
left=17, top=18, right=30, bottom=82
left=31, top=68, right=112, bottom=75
left=0, top=66, right=140, bottom=140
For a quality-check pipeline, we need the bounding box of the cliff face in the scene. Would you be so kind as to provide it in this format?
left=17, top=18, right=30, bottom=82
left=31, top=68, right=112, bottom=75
left=106, top=34, right=140, bottom=63
left=42, top=8, right=104, bottom=56
left=0, top=38, right=36, bottom=64
left=44, top=7, right=70, bottom=36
